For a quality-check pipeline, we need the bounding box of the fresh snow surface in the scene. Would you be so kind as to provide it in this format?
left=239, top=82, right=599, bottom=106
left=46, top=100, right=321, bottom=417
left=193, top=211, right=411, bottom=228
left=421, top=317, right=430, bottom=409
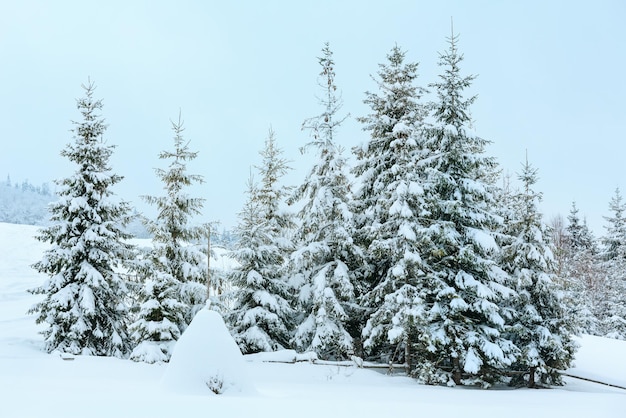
left=566, top=335, right=626, bottom=388
left=0, top=222, right=624, bottom=417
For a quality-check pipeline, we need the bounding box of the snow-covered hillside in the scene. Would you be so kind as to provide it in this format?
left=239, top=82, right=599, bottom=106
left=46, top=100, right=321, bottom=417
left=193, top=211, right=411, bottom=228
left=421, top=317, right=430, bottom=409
left=0, top=222, right=623, bottom=417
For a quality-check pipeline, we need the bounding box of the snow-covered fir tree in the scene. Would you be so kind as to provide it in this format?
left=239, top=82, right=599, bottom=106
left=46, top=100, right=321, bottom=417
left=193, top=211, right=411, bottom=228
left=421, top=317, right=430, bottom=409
left=567, top=202, right=596, bottom=251
left=129, top=115, right=207, bottom=363
left=501, top=158, right=577, bottom=387
left=255, top=128, right=295, bottom=237
left=601, top=189, right=626, bottom=262
left=548, top=215, right=569, bottom=279
left=29, top=81, right=134, bottom=357
left=562, top=202, right=601, bottom=334
left=351, top=44, right=431, bottom=367
left=255, top=128, right=296, bottom=272
left=226, top=131, right=294, bottom=354
left=416, top=32, right=516, bottom=387
left=128, top=253, right=186, bottom=363
left=289, top=43, right=363, bottom=360
left=599, top=188, right=626, bottom=339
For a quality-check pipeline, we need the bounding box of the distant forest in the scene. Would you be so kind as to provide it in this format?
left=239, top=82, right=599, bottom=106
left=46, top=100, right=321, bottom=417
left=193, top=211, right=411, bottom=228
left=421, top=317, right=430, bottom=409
left=0, top=175, right=237, bottom=247
left=0, top=176, right=53, bottom=226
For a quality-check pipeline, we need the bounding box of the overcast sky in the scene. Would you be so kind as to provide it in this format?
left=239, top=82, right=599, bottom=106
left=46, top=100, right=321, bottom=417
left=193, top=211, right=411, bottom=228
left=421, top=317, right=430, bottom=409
left=1, top=0, right=624, bottom=235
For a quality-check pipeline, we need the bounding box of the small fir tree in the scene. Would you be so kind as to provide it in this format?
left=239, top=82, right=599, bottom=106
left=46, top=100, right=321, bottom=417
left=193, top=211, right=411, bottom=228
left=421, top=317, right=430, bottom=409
left=226, top=130, right=294, bottom=353
left=128, top=253, right=186, bottom=363
left=567, top=202, right=596, bottom=251
left=129, top=115, right=207, bottom=363
left=601, top=263, right=626, bottom=340
left=599, top=189, right=626, bottom=339
left=226, top=175, right=294, bottom=353
left=501, top=158, right=577, bottom=387
left=601, top=189, right=626, bottom=262
left=548, top=215, right=569, bottom=280
left=547, top=213, right=600, bottom=334
left=563, top=202, right=601, bottom=334
left=29, top=81, right=134, bottom=357
left=289, top=43, right=363, bottom=360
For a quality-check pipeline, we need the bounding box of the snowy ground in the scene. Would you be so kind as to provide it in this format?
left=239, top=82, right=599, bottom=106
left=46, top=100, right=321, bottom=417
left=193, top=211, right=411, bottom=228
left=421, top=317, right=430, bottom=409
left=0, top=222, right=624, bottom=417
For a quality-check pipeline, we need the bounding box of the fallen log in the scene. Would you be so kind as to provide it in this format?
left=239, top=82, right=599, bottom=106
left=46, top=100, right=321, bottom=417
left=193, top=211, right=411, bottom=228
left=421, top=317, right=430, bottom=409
left=561, top=372, right=626, bottom=391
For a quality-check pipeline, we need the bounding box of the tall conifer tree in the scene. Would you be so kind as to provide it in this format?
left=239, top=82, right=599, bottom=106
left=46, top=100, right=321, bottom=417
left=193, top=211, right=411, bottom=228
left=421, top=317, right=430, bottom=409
left=352, top=45, right=430, bottom=366
left=289, top=43, right=362, bottom=359
left=30, top=81, right=134, bottom=357
left=129, top=115, right=207, bottom=362
left=417, top=31, right=515, bottom=386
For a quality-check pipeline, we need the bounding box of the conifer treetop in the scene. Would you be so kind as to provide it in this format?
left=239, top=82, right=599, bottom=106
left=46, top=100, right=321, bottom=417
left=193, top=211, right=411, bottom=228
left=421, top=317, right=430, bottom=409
left=142, top=114, right=206, bottom=245
left=301, top=42, right=349, bottom=151
left=255, top=127, right=291, bottom=224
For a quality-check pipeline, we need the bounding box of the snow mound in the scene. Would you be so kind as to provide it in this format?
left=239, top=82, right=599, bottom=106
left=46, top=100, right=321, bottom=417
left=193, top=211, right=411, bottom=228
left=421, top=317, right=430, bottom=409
left=161, top=309, right=254, bottom=395
left=130, top=340, right=173, bottom=364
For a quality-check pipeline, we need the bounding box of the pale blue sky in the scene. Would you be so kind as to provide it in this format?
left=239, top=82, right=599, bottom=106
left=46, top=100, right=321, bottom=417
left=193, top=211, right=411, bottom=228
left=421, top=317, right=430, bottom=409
left=1, top=0, right=624, bottom=234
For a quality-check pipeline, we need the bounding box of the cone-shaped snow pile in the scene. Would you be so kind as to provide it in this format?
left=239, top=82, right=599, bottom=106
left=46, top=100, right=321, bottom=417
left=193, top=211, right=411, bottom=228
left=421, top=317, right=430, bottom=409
left=161, top=309, right=253, bottom=395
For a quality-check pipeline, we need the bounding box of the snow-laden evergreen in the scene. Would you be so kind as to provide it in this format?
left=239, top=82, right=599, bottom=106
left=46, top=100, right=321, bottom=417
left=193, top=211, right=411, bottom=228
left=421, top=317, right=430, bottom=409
left=289, top=43, right=362, bottom=360
left=561, top=202, right=601, bottom=334
left=567, top=203, right=596, bottom=251
left=601, top=189, right=626, bottom=262
left=129, top=116, right=207, bottom=363
left=500, top=159, right=577, bottom=387
left=226, top=131, right=294, bottom=354
left=415, top=33, right=515, bottom=387
left=351, top=45, right=431, bottom=366
left=598, top=189, right=626, bottom=339
left=29, top=81, right=134, bottom=357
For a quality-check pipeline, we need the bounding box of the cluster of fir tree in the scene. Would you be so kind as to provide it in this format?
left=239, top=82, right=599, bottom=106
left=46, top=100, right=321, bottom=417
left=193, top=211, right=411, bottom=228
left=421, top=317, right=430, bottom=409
left=551, top=197, right=626, bottom=342
left=27, top=32, right=591, bottom=389
left=223, top=35, right=577, bottom=389
left=29, top=82, right=209, bottom=363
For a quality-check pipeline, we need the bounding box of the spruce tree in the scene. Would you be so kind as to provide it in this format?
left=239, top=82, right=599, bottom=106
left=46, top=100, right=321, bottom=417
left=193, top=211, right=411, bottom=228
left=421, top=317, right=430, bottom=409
left=226, top=131, right=294, bottom=353
left=417, top=32, right=515, bottom=387
left=129, top=115, right=207, bottom=362
left=599, top=189, right=626, bottom=339
left=501, top=158, right=577, bottom=387
left=601, top=189, right=626, bottom=262
left=289, top=43, right=362, bottom=359
left=548, top=215, right=569, bottom=280
left=563, top=202, right=601, bottom=334
left=567, top=202, right=595, bottom=251
left=351, top=45, right=430, bottom=367
left=29, top=81, right=134, bottom=357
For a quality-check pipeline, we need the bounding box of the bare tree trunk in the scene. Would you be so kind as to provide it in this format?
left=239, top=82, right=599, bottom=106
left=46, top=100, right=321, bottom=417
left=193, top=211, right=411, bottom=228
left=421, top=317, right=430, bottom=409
left=405, top=334, right=411, bottom=375
left=528, top=366, right=536, bottom=388
left=206, top=228, right=211, bottom=302
left=452, top=357, right=462, bottom=385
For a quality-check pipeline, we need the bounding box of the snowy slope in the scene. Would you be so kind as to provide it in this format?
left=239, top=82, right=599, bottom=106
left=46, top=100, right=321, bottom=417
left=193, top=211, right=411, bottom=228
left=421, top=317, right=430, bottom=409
left=0, top=222, right=624, bottom=418
left=567, top=335, right=626, bottom=388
